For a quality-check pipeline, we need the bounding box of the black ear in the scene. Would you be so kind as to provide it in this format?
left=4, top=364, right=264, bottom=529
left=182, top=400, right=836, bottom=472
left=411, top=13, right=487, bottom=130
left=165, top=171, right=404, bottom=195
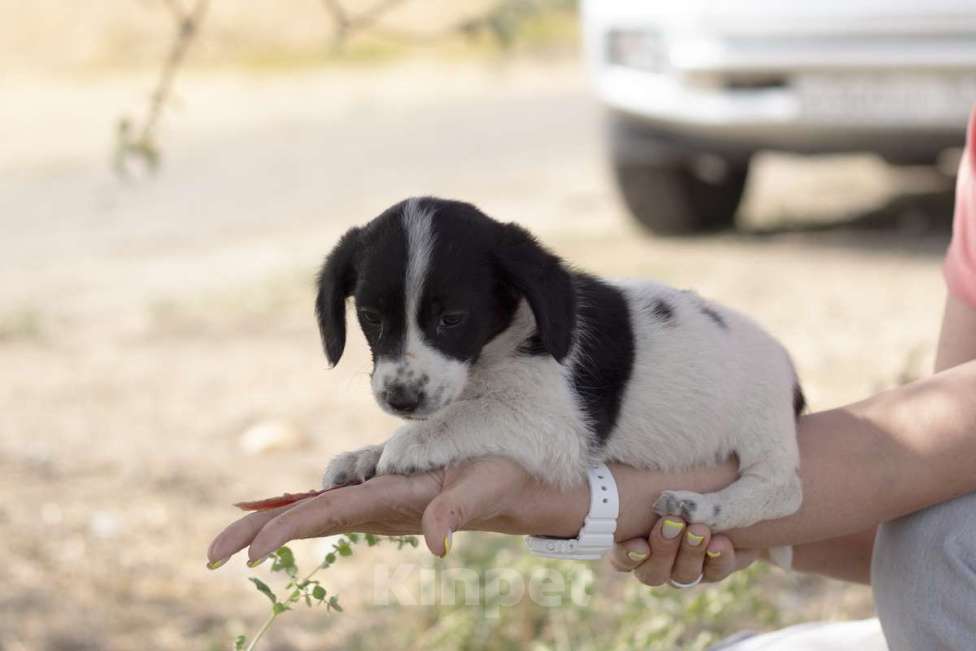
left=494, top=223, right=576, bottom=361
left=315, top=227, right=361, bottom=367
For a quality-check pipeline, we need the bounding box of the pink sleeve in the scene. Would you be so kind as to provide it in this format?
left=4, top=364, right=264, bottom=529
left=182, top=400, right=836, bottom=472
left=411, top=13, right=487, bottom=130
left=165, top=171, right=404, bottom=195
left=944, top=108, right=976, bottom=308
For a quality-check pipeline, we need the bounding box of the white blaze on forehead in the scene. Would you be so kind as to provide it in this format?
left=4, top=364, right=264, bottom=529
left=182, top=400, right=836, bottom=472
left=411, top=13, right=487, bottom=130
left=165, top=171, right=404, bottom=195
left=402, top=197, right=435, bottom=327
left=371, top=198, right=469, bottom=416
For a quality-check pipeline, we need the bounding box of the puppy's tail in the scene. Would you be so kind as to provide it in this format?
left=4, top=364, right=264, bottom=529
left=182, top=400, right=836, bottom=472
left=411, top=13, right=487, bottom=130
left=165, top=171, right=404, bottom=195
left=793, top=383, right=806, bottom=419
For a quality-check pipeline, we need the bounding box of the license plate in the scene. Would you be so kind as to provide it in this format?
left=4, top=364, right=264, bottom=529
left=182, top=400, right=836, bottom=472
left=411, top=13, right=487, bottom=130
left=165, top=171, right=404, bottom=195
left=795, top=72, right=976, bottom=126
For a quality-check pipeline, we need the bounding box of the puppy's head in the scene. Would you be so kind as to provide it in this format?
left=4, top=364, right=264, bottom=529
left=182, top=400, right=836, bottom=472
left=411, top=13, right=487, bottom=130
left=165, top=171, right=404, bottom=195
left=315, top=197, right=575, bottom=419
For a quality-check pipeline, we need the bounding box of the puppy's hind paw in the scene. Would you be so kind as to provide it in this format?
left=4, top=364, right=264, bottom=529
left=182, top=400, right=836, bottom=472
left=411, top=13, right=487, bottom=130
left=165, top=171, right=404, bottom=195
left=653, top=490, right=712, bottom=525
left=321, top=444, right=384, bottom=489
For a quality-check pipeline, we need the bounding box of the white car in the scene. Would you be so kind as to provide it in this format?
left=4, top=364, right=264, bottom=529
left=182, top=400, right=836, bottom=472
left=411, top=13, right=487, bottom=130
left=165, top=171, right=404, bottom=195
left=582, top=0, right=976, bottom=234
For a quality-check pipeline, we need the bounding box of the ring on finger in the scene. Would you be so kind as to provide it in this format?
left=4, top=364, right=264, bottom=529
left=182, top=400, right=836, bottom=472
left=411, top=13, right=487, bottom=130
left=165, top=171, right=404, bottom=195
left=668, top=573, right=703, bottom=589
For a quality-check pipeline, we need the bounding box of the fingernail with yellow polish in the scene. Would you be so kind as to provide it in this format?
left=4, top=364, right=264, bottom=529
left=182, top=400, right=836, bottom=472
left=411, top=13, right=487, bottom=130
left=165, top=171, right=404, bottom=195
left=627, top=551, right=648, bottom=562
left=442, top=531, right=453, bottom=557
left=686, top=532, right=705, bottom=546
left=706, top=550, right=721, bottom=559
left=662, top=519, right=684, bottom=539
left=247, top=555, right=269, bottom=568
left=206, top=558, right=228, bottom=570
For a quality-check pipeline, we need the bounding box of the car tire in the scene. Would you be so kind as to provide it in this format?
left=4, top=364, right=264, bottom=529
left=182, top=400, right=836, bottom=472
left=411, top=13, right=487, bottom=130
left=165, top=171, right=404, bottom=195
left=611, top=157, right=749, bottom=235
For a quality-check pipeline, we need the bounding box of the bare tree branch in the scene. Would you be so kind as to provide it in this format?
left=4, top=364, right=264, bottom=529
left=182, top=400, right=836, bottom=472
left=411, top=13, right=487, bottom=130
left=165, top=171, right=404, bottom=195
left=115, top=0, right=209, bottom=176
left=117, top=0, right=572, bottom=176
left=320, top=0, right=412, bottom=49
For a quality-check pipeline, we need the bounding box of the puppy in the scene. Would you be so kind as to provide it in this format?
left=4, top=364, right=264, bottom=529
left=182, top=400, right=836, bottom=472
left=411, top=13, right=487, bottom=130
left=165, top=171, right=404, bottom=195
left=317, top=197, right=803, bottom=540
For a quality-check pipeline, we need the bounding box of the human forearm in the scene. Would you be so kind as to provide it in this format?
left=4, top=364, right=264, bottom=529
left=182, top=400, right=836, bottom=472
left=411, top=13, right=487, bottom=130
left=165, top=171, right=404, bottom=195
left=786, top=294, right=976, bottom=581
left=791, top=527, right=877, bottom=584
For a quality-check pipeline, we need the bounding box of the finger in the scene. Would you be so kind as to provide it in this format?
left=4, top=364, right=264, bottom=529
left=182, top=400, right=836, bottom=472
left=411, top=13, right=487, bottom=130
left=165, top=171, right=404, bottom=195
left=670, top=523, right=711, bottom=585
left=207, top=505, right=293, bottom=568
left=609, top=539, right=652, bottom=572
left=248, top=482, right=387, bottom=562
left=633, top=516, right=685, bottom=587
left=701, top=535, right=736, bottom=582
left=701, top=535, right=760, bottom=583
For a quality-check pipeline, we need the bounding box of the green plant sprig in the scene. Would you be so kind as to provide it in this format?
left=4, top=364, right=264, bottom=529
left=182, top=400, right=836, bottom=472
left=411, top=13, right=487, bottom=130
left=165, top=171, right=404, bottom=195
left=235, top=533, right=419, bottom=651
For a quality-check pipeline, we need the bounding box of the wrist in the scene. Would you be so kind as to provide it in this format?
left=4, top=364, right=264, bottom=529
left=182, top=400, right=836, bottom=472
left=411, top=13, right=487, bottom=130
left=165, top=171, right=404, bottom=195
left=512, top=478, right=591, bottom=538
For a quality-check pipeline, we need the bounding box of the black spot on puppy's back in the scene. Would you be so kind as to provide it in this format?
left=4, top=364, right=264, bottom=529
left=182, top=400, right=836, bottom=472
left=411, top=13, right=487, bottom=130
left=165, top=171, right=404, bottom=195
left=571, top=275, right=634, bottom=446
left=650, top=298, right=675, bottom=324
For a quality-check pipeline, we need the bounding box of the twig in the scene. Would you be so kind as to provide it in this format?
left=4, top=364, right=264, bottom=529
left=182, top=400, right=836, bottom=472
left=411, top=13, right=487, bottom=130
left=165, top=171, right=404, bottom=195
left=320, top=0, right=411, bottom=48
left=138, top=0, right=208, bottom=146
left=243, top=612, right=278, bottom=651
left=114, top=0, right=209, bottom=176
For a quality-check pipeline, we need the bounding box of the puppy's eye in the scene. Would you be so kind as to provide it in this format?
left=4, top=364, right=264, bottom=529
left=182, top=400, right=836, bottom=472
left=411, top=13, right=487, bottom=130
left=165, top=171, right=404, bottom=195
left=438, top=312, right=466, bottom=329
left=359, top=309, right=382, bottom=325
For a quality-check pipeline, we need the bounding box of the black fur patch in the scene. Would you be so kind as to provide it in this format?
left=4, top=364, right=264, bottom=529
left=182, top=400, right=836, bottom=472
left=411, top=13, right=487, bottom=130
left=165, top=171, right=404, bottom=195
left=793, top=383, right=806, bottom=418
left=419, top=198, right=523, bottom=363
left=347, top=207, right=411, bottom=361
left=571, top=274, right=635, bottom=446
left=700, top=305, right=728, bottom=330
left=650, top=298, right=675, bottom=324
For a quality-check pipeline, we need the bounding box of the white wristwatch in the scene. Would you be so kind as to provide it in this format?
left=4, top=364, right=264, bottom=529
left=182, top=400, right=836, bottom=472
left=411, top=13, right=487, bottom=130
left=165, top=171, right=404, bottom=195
left=525, top=462, right=619, bottom=560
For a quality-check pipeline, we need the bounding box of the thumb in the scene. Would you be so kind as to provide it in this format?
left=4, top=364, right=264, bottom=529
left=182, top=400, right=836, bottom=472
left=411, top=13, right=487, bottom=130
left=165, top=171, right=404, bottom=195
left=421, top=484, right=476, bottom=557
left=421, top=462, right=510, bottom=557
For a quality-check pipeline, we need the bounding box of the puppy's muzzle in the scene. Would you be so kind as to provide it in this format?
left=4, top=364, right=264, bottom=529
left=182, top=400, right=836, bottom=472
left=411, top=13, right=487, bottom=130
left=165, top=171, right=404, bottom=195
left=384, top=384, right=424, bottom=415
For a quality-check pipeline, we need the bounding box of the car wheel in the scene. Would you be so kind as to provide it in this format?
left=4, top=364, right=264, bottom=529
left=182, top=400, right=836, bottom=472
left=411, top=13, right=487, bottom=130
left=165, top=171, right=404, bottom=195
left=612, top=157, right=749, bottom=235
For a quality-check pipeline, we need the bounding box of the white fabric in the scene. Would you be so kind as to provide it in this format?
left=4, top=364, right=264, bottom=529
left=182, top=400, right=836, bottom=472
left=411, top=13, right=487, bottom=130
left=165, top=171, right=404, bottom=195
left=710, top=618, right=887, bottom=651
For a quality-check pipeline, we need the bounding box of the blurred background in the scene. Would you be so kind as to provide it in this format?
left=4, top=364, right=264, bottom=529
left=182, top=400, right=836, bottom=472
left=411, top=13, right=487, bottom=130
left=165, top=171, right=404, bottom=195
left=2, top=1, right=972, bottom=649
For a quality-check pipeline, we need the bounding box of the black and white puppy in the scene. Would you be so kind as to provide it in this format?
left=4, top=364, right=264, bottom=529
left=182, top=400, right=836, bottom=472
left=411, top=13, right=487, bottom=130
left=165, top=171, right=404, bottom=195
left=317, top=197, right=804, bottom=535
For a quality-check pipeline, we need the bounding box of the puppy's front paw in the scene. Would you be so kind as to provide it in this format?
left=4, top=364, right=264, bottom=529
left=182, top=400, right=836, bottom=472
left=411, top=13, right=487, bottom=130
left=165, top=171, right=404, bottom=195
left=653, top=490, right=717, bottom=526
left=375, top=436, right=439, bottom=477
left=322, top=444, right=384, bottom=489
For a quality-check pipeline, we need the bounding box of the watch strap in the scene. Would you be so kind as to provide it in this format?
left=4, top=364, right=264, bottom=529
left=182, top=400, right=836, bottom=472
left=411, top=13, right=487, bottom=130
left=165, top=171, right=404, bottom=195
left=525, top=462, right=619, bottom=560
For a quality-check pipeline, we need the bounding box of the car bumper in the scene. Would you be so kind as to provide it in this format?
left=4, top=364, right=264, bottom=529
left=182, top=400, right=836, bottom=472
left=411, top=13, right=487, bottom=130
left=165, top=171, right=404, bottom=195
left=584, top=3, right=976, bottom=158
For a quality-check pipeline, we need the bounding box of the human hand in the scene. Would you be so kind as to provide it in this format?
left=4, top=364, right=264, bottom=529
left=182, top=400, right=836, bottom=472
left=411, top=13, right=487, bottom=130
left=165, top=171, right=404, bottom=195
left=609, top=517, right=758, bottom=587
left=206, top=457, right=589, bottom=567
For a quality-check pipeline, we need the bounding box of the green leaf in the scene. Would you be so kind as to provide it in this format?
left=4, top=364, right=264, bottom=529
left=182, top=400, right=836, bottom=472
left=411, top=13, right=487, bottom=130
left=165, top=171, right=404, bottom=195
left=272, top=602, right=291, bottom=615
left=234, top=635, right=246, bottom=651
left=312, top=585, right=326, bottom=601
left=365, top=533, right=379, bottom=546
left=347, top=533, right=360, bottom=543
left=249, top=577, right=277, bottom=604
left=274, top=546, right=295, bottom=567
left=324, top=552, right=337, bottom=565
left=272, top=546, right=297, bottom=577
left=328, top=595, right=343, bottom=612
left=336, top=541, right=353, bottom=557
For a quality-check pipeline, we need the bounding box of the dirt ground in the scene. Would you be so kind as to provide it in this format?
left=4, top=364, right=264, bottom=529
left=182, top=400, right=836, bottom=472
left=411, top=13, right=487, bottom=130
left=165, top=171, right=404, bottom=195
left=0, top=49, right=958, bottom=650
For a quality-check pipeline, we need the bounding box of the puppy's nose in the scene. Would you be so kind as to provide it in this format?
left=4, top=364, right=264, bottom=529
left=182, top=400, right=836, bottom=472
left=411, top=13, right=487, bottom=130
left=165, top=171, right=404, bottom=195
left=386, top=386, right=421, bottom=414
